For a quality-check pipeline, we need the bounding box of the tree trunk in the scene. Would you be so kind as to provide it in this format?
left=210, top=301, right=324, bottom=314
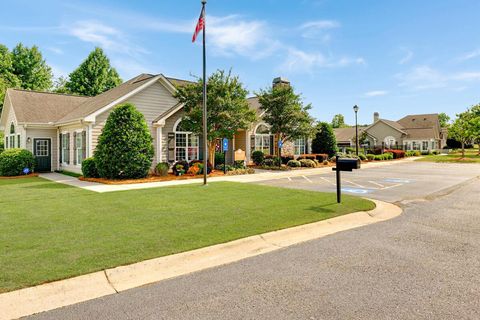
left=208, top=141, right=216, bottom=167
left=461, top=141, right=465, bottom=158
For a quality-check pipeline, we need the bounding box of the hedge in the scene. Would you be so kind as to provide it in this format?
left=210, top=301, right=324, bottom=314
left=0, top=149, right=35, bottom=176
left=81, top=158, right=99, bottom=178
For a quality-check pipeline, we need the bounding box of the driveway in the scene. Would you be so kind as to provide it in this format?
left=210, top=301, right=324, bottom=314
left=26, top=162, right=480, bottom=319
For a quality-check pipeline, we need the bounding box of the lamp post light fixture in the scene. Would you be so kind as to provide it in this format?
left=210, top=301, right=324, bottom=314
left=353, top=105, right=359, bottom=156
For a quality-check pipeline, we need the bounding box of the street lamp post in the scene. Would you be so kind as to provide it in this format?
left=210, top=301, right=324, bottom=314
left=353, top=105, right=359, bottom=156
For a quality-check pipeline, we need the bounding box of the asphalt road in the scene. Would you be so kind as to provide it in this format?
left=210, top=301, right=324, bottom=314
left=254, top=161, right=480, bottom=203
left=26, top=162, right=480, bottom=320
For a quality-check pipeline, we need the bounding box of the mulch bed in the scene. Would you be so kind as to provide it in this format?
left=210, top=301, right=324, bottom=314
left=0, top=173, right=39, bottom=179
left=79, top=171, right=226, bottom=185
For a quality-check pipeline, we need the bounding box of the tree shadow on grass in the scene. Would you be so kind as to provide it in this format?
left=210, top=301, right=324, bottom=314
left=307, top=202, right=338, bottom=214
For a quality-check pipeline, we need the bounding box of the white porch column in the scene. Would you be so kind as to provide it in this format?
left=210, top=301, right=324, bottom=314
left=156, top=125, right=164, bottom=163
left=87, top=123, right=93, bottom=158
left=246, top=130, right=251, bottom=163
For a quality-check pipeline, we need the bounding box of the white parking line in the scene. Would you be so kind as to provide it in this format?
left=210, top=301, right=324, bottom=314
left=368, top=181, right=385, bottom=188
left=319, top=177, right=336, bottom=186
left=287, top=177, right=292, bottom=181
left=382, top=183, right=403, bottom=190
left=343, top=179, right=366, bottom=188
left=302, top=175, right=313, bottom=183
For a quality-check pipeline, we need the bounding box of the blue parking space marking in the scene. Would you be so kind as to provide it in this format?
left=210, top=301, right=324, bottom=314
left=341, top=187, right=371, bottom=194
left=384, top=178, right=413, bottom=184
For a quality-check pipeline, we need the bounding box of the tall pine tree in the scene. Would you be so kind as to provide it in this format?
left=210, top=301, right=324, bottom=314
left=66, top=47, right=122, bottom=96
left=311, top=122, right=338, bottom=157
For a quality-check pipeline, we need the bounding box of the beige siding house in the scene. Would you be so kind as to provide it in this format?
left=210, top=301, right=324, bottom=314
left=0, top=74, right=308, bottom=173
left=334, top=112, right=447, bottom=152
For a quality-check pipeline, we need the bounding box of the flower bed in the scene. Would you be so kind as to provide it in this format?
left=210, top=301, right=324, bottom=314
left=80, top=170, right=227, bottom=185
left=0, top=173, right=39, bottom=179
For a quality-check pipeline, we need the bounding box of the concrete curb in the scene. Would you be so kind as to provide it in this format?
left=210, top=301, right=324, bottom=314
left=0, top=199, right=401, bottom=320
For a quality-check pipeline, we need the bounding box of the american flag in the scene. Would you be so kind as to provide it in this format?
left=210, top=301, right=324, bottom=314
left=192, top=6, right=205, bottom=43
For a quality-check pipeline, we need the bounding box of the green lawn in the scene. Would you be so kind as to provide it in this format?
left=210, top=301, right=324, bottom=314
left=416, top=149, right=480, bottom=163
left=0, top=177, right=374, bottom=293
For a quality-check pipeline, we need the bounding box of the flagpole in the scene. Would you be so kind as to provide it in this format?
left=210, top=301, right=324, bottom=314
left=202, top=0, right=208, bottom=186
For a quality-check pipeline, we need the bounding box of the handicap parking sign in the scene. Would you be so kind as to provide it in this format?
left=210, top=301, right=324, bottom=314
left=278, top=140, right=283, bottom=148
left=222, top=138, right=229, bottom=151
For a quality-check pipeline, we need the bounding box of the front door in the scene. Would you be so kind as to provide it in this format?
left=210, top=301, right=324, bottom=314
left=34, top=138, right=51, bottom=172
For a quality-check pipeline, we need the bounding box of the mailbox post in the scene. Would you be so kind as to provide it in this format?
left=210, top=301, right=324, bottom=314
left=332, top=155, right=361, bottom=203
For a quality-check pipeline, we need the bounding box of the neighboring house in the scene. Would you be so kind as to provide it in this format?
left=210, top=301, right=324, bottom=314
left=0, top=74, right=309, bottom=173
left=334, top=112, right=448, bottom=152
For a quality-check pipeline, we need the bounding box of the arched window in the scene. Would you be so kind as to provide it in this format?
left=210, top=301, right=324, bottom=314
left=174, top=119, right=199, bottom=162
left=7, top=122, right=17, bottom=149
left=253, top=123, right=272, bottom=155
left=10, top=123, right=15, bottom=134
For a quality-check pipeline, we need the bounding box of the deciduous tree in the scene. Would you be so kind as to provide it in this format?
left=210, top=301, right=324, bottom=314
left=11, top=43, right=52, bottom=91
left=331, top=114, right=348, bottom=128
left=66, top=47, right=122, bottom=96
left=0, top=44, right=20, bottom=113
left=449, top=111, right=474, bottom=158
left=256, top=83, right=315, bottom=157
left=174, top=70, right=256, bottom=166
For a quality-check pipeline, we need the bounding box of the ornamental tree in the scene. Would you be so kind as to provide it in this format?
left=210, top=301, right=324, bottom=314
left=256, top=84, right=315, bottom=157
left=449, top=111, right=474, bottom=158
left=11, top=43, right=52, bottom=91
left=66, top=47, right=122, bottom=96
left=331, top=114, right=348, bottom=128
left=94, top=103, right=154, bottom=179
left=311, top=122, right=338, bottom=157
left=174, top=69, right=257, bottom=166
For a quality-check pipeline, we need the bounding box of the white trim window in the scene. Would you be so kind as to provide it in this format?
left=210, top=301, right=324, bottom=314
left=75, top=132, right=84, bottom=165
left=254, top=124, right=271, bottom=155
left=174, top=120, right=199, bottom=162
left=7, top=122, right=16, bottom=149
left=422, top=141, right=429, bottom=150
left=61, top=133, right=70, bottom=164
left=294, top=137, right=306, bottom=155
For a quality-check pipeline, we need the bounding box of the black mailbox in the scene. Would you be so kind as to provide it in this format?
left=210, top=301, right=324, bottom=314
left=336, top=158, right=361, bottom=171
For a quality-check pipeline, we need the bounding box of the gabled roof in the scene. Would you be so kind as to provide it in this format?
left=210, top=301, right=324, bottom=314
left=397, top=113, right=440, bottom=129
left=334, top=127, right=368, bottom=143
left=5, top=88, right=89, bottom=124
left=56, top=73, right=158, bottom=124
left=247, top=97, right=263, bottom=117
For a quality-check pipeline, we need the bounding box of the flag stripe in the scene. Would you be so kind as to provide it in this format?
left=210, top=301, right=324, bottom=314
left=192, top=7, right=205, bottom=43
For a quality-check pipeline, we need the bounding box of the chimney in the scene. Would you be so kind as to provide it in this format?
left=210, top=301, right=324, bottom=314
left=273, top=77, right=290, bottom=88
left=373, top=112, right=379, bottom=123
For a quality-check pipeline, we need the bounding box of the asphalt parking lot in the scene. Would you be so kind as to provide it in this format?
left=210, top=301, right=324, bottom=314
left=253, top=161, right=480, bottom=202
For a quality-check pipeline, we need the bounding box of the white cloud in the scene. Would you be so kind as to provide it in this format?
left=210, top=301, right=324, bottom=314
left=398, top=48, right=413, bottom=64
left=364, top=90, right=388, bottom=97
left=47, top=47, right=64, bottom=55
left=278, top=48, right=365, bottom=73
left=458, top=49, right=480, bottom=62
left=67, top=20, right=148, bottom=57
left=299, top=20, right=340, bottom=41
left=396, top=66, right=447, bottom=90
left=396, top=66, right=480, bottom=91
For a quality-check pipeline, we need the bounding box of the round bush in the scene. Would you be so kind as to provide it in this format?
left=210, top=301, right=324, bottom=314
left=287, top=160, right=301, bottom=167
left=81, top=158, right=99, bottom=178
left=252, top=150, right=265, bottom=165
left=0, top=149, right=35, bottom=176
left=155, top=162, right=170, bottom=176
left=189, top=160, right=212, bottom=174
left=366, top=154, right=375, bottom=161
left=358, top=153, right=367, bottom=161
left=95, top=103, right=154, bottom=179
left=299, top=159, right=316, bottom=167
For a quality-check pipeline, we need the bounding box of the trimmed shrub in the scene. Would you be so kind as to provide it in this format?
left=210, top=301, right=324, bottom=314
left=81, top=157, right=99, bottom=178
left=252, top=150, right=265, bottom=165
left=299, top=159, right=316, bottom=167
left=233, top=160, right=245, bottom=169
left=366, top=154, right=375, bottom=161
left=95, top=103, right=154, bottom=179
left=263, top=158, right=275, bottom=166
left=0, top=149, right=35, bottom=176
left=374, top=154, right=383, bottom=161
left=297, top=154, right=316, bottom=161
left=432, top=150, right=439, bottom=155
left=345, top=147, right=355, bottom=154
left=323, top=160, right=329, bottom=165
left=287, top=159, right=301, bottom=167
left=421, top=150, right=431, bottom=155
left=189, top=160, right=213, bottom=174
left=155, top=162, right=170, bottom=176
left=315, top=154, right=329, bottom=162
left=384, top=149, right=406, bottom=159
left=226, top=168, right=255, bottom=175
left=384, top=152, right=394, bottom=160
left=358, top=153, right=367, bottom=161
left=281, top=155, right=294, bottom=164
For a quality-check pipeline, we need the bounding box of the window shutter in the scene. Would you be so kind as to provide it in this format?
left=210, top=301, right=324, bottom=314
left=305, top=137, right=309, bottom=154
left=59, top=134, right=62, bottom=163
left=66, top=133, right=70, bottom=164
left=167, top=132, right=175, bottom=162
left=73, top=132, right=77, bottom=165
left=198, top=135, right=203, bottom=161
left=82, top=131, right=87, bottom=161
left=269, top=135, right=274, bottom=155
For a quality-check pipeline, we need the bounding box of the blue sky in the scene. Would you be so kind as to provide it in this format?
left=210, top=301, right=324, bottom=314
left=1, top=0, right=480, bottom=125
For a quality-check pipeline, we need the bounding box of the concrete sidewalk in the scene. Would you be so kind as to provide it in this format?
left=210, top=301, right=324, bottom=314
left=0, top=199, right=401, bottom=320
left=39, top=157, right=421, bottom=193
